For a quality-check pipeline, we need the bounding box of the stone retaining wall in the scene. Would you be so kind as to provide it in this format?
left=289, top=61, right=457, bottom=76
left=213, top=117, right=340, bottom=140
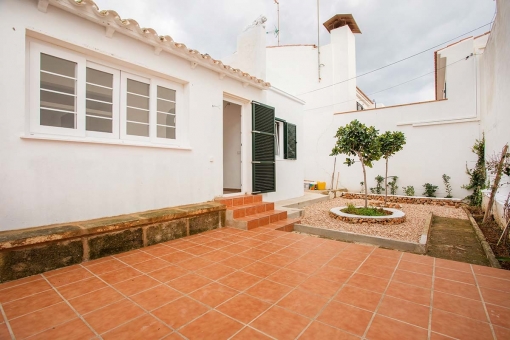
left=328, top=212, right=406, bottom=225
left=341, top=192, right=463, bottom=207
left=0, top=202, right=225, bottom=282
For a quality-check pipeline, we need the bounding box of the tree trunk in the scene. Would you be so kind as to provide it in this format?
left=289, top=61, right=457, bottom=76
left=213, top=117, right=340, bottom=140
left=384, top=158, right=388, bottom=205
left=483, top=144, right=509, bottom=223
left=362, top=163, right=368, bottom=208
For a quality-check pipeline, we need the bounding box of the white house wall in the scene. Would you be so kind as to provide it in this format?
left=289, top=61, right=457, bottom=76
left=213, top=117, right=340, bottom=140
left=0, top=0, right=303, bottom=231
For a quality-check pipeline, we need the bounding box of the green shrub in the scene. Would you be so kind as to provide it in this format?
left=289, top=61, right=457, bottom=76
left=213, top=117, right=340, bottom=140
left=370, top=175, right=385, bottom=194
left=341, top=204, right=390, bottom=217
left=423, top=183, right=438, bottom=197
left=463, top=136, right=486, bottom=206
left=442, top=174, right=453, bottom=198
left=403, top=186, right=415, bottom=196
left=388, top=176, right=398, bottom=195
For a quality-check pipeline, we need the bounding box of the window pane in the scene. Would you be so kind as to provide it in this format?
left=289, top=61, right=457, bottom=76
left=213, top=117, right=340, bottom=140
left=40, top=53, right=76, bottom=78
left=40, top=72, right=75, bottom=94
left=127, top=122, right=149, bottom=137
left=127, top=93, right=149, bottom=110
left=157, top=126, right=176, bottom=139
left=40, top=90, right=75, bottom=112
left=86, top=84, right=112, bottom=102
left=157, top=99, right=175, bottom=114
left=86, top=68, right=112, bottom=88
left=157, top=86, right=175, bottom=101
left=86, top=100, right=112, bottom=118
left=127, top=79, right=149, bottom=96
left=86, top=116, right=112, bottom=133
left=157, top=112, right=175, bottom=126
left=126, top=107, right=149, bottom=124
left=40, top=109, right=75, bottom=129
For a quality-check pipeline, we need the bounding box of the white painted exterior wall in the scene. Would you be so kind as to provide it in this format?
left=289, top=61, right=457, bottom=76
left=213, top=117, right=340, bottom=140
left=0, top=0, right=304, bottom=231
left=480, top=0, right=510, bottom=226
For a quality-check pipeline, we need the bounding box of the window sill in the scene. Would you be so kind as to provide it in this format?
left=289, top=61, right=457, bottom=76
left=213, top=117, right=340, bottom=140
left=21, top=134, right=192, bottom=150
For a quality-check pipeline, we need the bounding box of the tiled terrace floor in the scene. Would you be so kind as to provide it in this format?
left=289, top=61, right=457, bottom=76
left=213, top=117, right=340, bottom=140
left=0, top=227, right=509, bottom=340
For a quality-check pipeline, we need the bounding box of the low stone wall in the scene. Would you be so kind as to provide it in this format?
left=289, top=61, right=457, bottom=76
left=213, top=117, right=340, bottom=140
left=341, top=192, right=463, bottom=207
left=0, top=202, right=225, bottom=282
left=328, top=211, right=406, bottom=225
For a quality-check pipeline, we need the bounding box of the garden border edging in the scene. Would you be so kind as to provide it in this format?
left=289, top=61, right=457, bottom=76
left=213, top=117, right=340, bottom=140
left=462, top=207, right=501, bottom=268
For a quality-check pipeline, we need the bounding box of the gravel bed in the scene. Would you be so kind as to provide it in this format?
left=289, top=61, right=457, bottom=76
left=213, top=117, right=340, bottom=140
left=301, top=197, right=468, bottom=242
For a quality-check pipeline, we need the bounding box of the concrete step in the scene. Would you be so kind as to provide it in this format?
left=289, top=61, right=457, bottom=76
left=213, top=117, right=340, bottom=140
left=226, top=201, right=275, bottom=219
left=232, top=210, right=288, bottom=230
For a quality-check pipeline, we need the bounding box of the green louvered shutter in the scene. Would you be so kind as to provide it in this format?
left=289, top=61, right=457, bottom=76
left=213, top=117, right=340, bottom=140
left=252, top=102, right=276, bottom=193
left=284, top=122, right=297, bottom=160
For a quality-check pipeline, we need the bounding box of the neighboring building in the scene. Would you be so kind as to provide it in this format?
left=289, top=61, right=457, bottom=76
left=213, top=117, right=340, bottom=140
left=0, top=0, right=304, bottom=231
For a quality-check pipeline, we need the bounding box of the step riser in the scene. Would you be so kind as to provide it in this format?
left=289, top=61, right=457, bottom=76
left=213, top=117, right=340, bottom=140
left=215, top=195, right=262, bottom=207
left=226, top=202, right=275, bottom=220
left=232, top=211, right=288, bottom=230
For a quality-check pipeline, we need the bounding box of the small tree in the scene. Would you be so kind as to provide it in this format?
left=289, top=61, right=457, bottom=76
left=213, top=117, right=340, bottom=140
left=331, top=120, right=381, bottom=208
left=463, top=136, right=486, bottom=206
left=442, top=174, right=453, bottom=198
left=378, top=131, right=406, bottom=204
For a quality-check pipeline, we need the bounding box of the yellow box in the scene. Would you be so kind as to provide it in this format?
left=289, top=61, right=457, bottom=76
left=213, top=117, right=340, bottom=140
left=317, top=181, right=326, bottom=190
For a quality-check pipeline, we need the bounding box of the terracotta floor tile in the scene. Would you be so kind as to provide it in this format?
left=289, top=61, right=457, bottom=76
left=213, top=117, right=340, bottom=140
left=113, top=275, right=159, bottom=296
left=217, top=293, right=271, bottom=323
left=251, top=306, right=310, bottom=340
left=299, top=275, right=342, bottom=299
left=397, top=260, right=433, bottom=276
left=392, top=269, right=432, bottom=289
left=242, top=262, right=280, bottom=278
left=346, top=273, right=390, bottom=294
left=0, top=279, right=52, bottom=303
left=238, top=239, right=265, bottom=248
left=164, top=239, right=196, bottom=251
left=435, top=258, right=472, bottom=273
left=246, top=279, right=292, bottom=303
left=433, top=291, right=488, bottom=321
left=335, top=285, right=382, bottom=312
left=27, top=318, right=96, bottom=340
left=486, top=303, right=510, bottom=329
left=0, top=322, right=9, bottom=339
left=98, top=267, right=142, bottom=285
left=184, top=245, right=215, bottom=256
left=256, top=242, right=285, bottom=253
left=231, top=327, right=272, bottom=339
left=56, top=277, right=107, bottom=300
left=277, top=288, right=329, bottom=318
left=434, top=277, right=481, bottom=300
left=429, top=332, right=454, bottom=340
left=85, top=258, right=128, bottom=275
left=69, top=286, right=124, bottom=314
left=221, top=244, right=250, bottom=254
left=259, top=253, right=295, bottom=267
left=298, top=321, right=359, bottom=340
left=3, top=289, right=62, bottom=319
left=116, top=251, right=155, bottom=265
left=252, top=234, right=278, bottom=242
left=401, top=252, right=434, bottom=265
left=493, top=325, right=510, bottom=340
left=204, top=239, right=233, bottom=249
left=431, top=309, right=493, bottom=340
left=200, top=250, right=234, bottom=262
left=152, top=296, right=209, bottom=329
left=0, top=275, right=42, bottom=291
left=344, top=244, right=374, bottom=253
left=84, top=299, right=145, bottom=334
left=327, top=256, right=364, bottom=271
left=317, top=301, right=373, bottom=336
left=472, top=264, right=510, bottom=281
left=43, top=264, right=83, bottom=277
left=131, top=258, right=171, bottom=273
left=167, top=273, right=212, bottom=294
left=142, top=245, right=176, bottom=257
left=480, top=287, right=510, bottom=308
left=218, top=271, right=262, bottom=291
left=386, top=281, right=431, bottom=306
left=299, top=252, right=334, bottom=266
left=364, top=255, right=400, bottom=269
left=189, top=282, right=238, bottom=307
left=378, top=295, right=430, bottom=328
left=220, top=255, right=256, bottom=269
left=177, top=257, right=214, bottom=271
left=102, top=314, right=172, bottom=340
left=160, top=251, right=193, bottom=264
left=277, top=247, right=307, bottom=258
left=239, top=248, right=272, bottom=260
left=180, top=311, right=243, bottom=340
left=357, top=262, right=395, bottom=280
left=366, top=315, right=428, bottom=340
left=130, top=284, right=182, bottom=311
left=372, top=247, right=402, bottom=259
left=45, top=267, right=93, bottom=287
left=314, top=266, right=353, bottom=284
left=294, top=237, right=325, bottom=248
left=147, top=265, right=189, bottom=282
left=267, top=268, right=308, bottom=287
left=476, top=274, right=510, bottom=293
left=9, top=302, right=77, bottom=339
left=195, top=263, right=236, bottom=280
left=269, top=237, right=297, bottom=247
left=435, top=266, right=476, bottom=284
left=286, top=258, right=320, bottom=275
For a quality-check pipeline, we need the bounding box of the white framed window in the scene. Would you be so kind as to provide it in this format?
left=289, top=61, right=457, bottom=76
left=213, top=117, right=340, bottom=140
left=28, top=39, right=183, bottom=146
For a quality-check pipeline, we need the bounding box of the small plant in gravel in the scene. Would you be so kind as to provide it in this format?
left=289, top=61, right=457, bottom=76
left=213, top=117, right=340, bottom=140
left=463, top=135, right=486, bottom=206
left=341, top=203, right=391, bottom=217
left=423, top=183, right=438, bottom=197
left=442, top=174, right=453, bottom=198
left=378, top=131, right=406, bottom=204
left=388, top=176, right=398, bottom=195
left=331, top=120, right=381, bottom=208
left=403, top=186, right=415, bottom=196
left=370, top=175, right=385, bottom=194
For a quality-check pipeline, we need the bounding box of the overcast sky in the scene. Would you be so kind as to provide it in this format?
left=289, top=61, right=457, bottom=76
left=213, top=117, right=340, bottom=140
left=94, top=0, right=495, bottom=106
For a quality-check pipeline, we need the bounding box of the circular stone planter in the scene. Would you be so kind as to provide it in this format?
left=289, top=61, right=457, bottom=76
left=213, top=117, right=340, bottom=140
left=329, top=206, right=406, bottom=225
